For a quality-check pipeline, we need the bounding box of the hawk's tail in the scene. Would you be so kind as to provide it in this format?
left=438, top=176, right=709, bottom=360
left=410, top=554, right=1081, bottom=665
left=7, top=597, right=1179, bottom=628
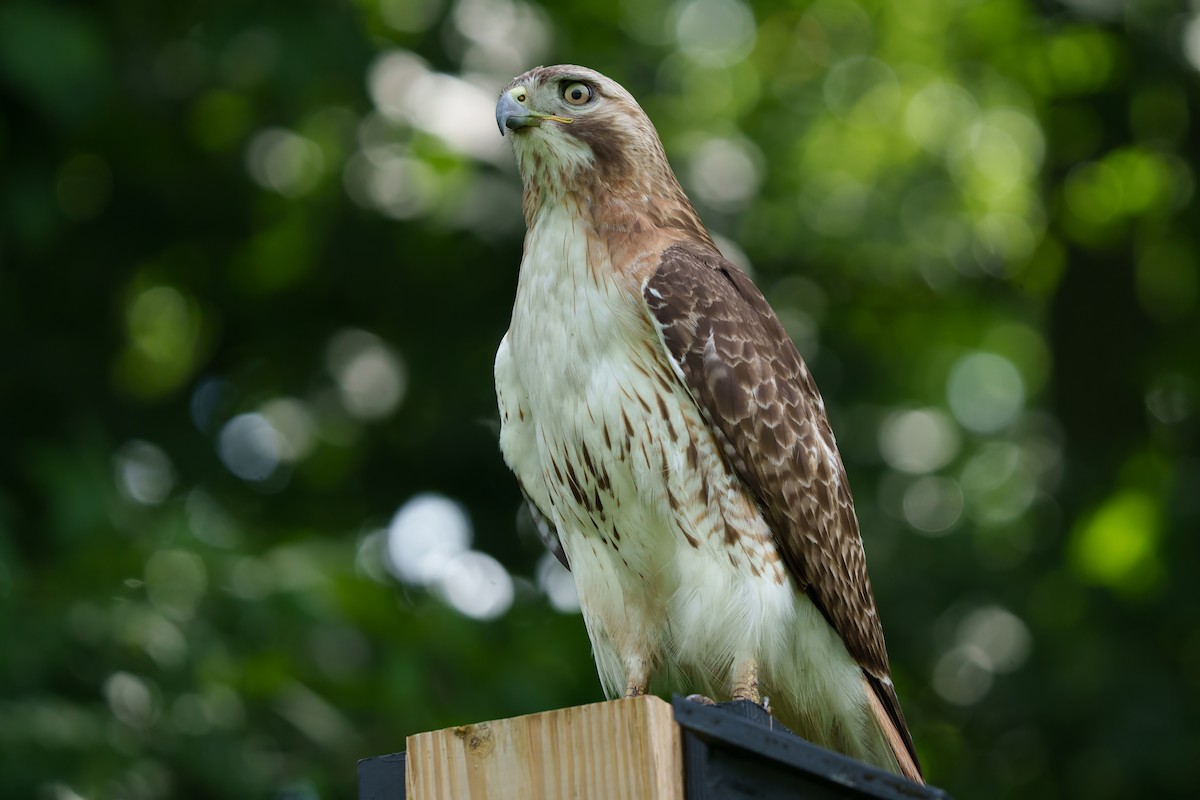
left=863, top=673, right=924, bottom=784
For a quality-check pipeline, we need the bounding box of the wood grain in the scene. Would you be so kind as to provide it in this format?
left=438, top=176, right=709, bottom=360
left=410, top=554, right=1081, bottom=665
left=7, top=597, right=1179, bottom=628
left=405, top=696, right=683, bottom=800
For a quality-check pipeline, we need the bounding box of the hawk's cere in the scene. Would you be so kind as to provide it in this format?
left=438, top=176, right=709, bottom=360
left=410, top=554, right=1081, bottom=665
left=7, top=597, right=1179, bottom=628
left=493, top=65, right=923, bottom=782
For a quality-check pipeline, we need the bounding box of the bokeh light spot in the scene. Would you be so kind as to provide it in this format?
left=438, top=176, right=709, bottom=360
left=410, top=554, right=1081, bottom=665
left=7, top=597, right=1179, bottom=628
left=104, top=672, right=159, bottom=729
left=190, top=90, right=252, bottom=151
left=949, top=110, right=1043, bottom=200
left=367, top=50, right=428, bottom=119
left=136, top=612, right=188, bottom=669
left=128, top=286, right=191, bottom=362
left=947, top=352, right=1025, bottom=434
left=933, top=645, right=993, bottom=705
left=960, top=442, right=1037, bottom=526
left=674, top=0, right=756, bottom=67
left=1185, top=16, right=1200, bottom=72
left=878, top=408, right=960, bottom=474
left=1046, top=28, right=1115, bottom=94
left=115, top=283, right=207, bottom=399
left=957, top=605, right=1031, bottom=674
left=218, top=413, right=283, bottom=481
left=260, top=397, right=318, bottom=463
left=145, top=549, right=207, bottom=621
left=435, top=551, right=514, bottom=620
left=905, top=81, right=978, bottom=155
left=326, top=329, right=406, bottom=421
left=245, top=127, right=325, bottom=197
left=903, top=476, right=964, bottom=535
left=687, top=137, right=762, bottom=211
left=345, top=151, right=440, bottom=220
left=1070, top=489, right=1162, bottom=594
left=185, top=489, right=240, bottom=548
left=386, top=493, right=472, bottom=586
left=113, top=440, right=175, bottom=505
left=454, top=0, right=550, bottom=77
left=933, top=603, right=1031, bottom=705
left=367, top=49, right=507, bottom=161
left=1145, top=373, right=1195, bottom=426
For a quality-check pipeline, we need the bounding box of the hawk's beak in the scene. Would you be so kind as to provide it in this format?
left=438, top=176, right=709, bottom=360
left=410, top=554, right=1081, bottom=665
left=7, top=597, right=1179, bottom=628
left=496, top=88, right=572, bottom=136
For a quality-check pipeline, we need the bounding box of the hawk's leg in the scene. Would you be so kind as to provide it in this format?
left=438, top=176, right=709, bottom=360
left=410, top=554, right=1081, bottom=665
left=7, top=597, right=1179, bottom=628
left=731, top=656, right=763, bottom=705
left=624, top=655, right=650, bottom=697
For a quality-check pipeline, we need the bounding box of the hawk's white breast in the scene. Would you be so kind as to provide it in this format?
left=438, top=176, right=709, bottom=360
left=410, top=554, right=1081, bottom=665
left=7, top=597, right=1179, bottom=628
left=495, top=200, right=866, bottom=737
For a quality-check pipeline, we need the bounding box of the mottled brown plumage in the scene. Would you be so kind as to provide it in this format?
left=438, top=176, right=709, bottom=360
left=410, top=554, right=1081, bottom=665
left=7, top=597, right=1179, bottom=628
left=644, top=240, right=918, bottom=773
left=494, top=64, right=922, bottom=782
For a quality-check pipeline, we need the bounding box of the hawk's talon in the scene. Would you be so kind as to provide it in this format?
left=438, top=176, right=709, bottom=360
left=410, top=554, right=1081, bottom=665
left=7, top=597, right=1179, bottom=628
left=731, top=657, right=762, bottom=705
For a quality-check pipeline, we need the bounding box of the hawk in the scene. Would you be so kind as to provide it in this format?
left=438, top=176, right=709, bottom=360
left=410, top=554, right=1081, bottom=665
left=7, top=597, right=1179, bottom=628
left=493, top=65, right=923, bottom=782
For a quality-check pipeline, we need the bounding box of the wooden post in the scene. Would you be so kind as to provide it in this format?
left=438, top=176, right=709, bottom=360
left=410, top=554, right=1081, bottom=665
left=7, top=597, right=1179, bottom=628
left=405, top=695, right=681, bottom=800
left=358, top=695, right=953, bottom=800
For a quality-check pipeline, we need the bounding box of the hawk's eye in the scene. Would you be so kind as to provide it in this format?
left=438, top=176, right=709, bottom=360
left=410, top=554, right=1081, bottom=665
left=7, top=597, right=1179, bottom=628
left=562, top=82, right=593, bottom=106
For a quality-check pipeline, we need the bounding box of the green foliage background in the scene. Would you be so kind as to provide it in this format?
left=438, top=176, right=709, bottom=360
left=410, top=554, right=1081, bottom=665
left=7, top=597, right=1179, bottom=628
left=2, top=0, right=1198, bottom=797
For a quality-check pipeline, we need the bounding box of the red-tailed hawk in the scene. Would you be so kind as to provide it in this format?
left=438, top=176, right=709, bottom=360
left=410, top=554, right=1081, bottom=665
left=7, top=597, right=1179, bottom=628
left=493, top=65, right=923, bottom=782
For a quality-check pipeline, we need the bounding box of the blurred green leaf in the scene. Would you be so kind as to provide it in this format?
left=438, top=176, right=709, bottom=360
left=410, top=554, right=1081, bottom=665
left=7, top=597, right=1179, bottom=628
left=0, top=2, right=109, bottom=123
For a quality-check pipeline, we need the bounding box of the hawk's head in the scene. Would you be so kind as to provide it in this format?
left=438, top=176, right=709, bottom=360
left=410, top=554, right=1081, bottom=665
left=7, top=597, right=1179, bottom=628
left=497, top=65, right=704, bottom=237
left=496, top=65, right=652, bottom=180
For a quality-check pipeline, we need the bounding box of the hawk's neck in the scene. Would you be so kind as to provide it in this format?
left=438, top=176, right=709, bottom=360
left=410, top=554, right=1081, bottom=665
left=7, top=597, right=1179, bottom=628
left=516, top=150, right=713, bottom=250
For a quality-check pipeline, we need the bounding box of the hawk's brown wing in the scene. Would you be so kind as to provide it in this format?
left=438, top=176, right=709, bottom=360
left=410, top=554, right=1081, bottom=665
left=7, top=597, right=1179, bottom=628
left=643, top=240, right=919, bottom=774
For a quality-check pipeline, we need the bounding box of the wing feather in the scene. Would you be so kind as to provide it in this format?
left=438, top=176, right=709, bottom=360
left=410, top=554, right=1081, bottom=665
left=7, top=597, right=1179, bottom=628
left=643, top=240, right=920, bottom=776
left=520, top=479, right=569, bottom=570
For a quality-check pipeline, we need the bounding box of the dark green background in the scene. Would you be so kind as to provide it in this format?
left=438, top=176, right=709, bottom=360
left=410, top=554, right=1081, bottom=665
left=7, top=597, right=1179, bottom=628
left=2, top=0, right=1197, bottom=797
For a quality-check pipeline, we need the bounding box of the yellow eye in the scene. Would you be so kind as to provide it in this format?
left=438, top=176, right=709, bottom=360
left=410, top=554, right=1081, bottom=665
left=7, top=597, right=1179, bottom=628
left=562, top=82, right=593, bottom=106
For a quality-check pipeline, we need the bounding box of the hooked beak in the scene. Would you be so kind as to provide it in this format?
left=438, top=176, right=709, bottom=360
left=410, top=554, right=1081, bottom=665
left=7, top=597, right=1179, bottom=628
left=495, top=88, right=573, bottom=136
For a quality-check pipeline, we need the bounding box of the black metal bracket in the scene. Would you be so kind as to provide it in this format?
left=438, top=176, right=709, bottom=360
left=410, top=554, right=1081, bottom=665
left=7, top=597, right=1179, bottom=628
left=671, top=695, right=951, bottom=799
left=357, top=751, right=406, bottom=800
